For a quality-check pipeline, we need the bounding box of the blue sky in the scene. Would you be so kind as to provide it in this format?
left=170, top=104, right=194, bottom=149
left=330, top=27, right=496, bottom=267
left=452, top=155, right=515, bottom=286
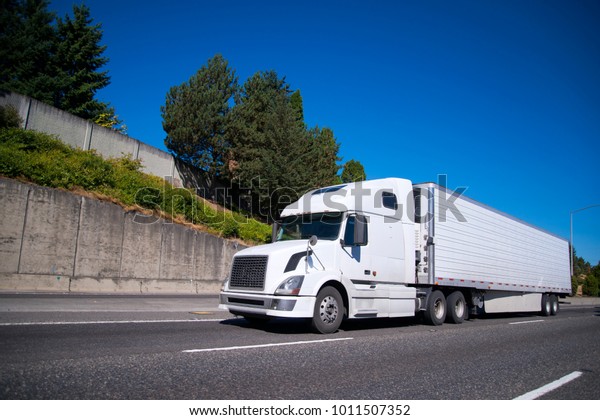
left=52, top=0, right=600, bottom=264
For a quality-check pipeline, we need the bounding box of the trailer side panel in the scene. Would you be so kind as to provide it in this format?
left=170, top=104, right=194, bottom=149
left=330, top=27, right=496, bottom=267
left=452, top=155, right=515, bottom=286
left=415, top=183, right=570, bottom=295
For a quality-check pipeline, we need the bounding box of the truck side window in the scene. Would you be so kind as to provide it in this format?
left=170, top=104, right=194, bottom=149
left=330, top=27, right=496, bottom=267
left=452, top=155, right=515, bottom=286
left=382, top=191, right=398, bottom=210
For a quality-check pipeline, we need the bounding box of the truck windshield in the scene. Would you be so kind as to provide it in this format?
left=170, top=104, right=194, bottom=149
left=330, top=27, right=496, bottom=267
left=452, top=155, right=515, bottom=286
left=277, top=212, right=344, bottom=241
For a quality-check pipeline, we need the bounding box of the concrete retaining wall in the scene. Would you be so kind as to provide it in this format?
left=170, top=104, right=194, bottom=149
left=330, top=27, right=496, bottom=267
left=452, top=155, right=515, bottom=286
left=0, top=91, right=184, bottom=186
left=0, top=177, right=243, bottom=294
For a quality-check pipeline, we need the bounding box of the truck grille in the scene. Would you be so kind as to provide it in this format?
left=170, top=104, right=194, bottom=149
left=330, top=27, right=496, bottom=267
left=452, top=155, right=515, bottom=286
left=229, top=256, right=268, bottom=290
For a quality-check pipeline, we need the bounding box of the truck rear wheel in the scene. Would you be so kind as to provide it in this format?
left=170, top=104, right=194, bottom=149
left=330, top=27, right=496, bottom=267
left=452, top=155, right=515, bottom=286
left=424, top=290, right=446, bottom=326
left=550, top=294, right=559, bottom=315
left=541, top=294, right=552, bottom=316
left=446, top=291, right=466, bottom=324
left=311, top=286, right=344, bottom=334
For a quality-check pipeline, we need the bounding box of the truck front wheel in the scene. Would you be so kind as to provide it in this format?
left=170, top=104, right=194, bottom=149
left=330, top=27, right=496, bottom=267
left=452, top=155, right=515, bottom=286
left=311, top=286, right=344, bottom=334
left=424, top=290, right=446, bottom=326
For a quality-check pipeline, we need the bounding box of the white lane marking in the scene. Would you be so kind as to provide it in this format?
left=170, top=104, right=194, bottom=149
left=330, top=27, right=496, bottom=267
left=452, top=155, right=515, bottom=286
left=0, top=319, right=226, bottom=326
left=182, top=337, right=354, bottom=353
left=509, top=320, right=546, bottom=325
left=513, top=371, right=583, bottom=400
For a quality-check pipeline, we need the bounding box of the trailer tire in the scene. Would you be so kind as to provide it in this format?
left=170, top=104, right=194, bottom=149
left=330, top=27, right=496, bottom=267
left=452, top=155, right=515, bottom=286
left=424, top=290, right=446, bottom=326
left=446, top=291, right=466, bottom=324
left=550, top=294, right=559, bottom=316
left=541, top=294, right=552, bottom=316
left=311, top=286, right=344, bottom=334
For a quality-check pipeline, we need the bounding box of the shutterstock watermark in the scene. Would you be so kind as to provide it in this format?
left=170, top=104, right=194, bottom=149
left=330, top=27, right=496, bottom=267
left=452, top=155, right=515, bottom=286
left=131, top=174, right=468, bottom=225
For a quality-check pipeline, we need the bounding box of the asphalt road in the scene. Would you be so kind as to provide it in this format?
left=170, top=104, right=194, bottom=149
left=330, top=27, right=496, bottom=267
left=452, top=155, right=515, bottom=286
left=0, top=294, right=599, bottom=400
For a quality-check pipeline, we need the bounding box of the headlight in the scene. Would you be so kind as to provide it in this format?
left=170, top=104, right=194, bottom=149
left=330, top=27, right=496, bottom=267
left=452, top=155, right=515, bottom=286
left=275, top=275, right=304, bottom=296
left=221, top=278, right=229, bottom=292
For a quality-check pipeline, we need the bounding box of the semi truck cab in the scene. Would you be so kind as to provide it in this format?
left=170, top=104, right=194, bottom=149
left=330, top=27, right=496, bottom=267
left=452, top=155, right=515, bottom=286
left=219, top=178, right=418, bottom=333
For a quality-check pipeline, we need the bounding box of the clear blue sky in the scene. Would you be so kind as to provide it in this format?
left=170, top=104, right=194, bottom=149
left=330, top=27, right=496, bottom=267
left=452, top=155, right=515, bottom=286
left=52, top=0, right=600, bottom=265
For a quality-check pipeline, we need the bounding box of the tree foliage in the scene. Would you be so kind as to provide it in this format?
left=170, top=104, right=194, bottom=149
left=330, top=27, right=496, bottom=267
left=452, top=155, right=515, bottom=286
left=583, top=274, right=599, bottom=297
left=0, top=104, right=23, bottom=128
left=53, top=4, right=111, bottom=120
left=571, top=248, right=600, bottom=296
left=340, top=159, right=366, bottom=183
left=94, top=111, right=127, bottom=134
left=0, top=0, right=57, bottom=103
left=0, top=0, right=119, bottom=125
left=161, top=56, right=354, bottom=220
left=162, top=54, right=237, bottom=185
left=228, top=70, right=313, bottom=219
left=290, top=89, right=304, bottom=124
left=307, top=126, right=341, bottom=186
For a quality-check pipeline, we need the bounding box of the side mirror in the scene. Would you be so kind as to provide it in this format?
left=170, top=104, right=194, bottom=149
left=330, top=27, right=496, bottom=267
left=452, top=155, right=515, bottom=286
left=309, top=235, right=318, bottom=247
left=342, top=214, right=368, bottom=247
left=353, top=214, right=368, bottom=246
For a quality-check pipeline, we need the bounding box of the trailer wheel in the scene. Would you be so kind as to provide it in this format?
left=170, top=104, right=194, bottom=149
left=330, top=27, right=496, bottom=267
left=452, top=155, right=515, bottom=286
left=424, top=290, right=446, bottom=326
left=311, top=286, right=344, bottom=334
left=446, top=291, right=466, bottom=324
left=541, top=294, right=552, bottom=316
left=550, top=295, right=559, bottom=316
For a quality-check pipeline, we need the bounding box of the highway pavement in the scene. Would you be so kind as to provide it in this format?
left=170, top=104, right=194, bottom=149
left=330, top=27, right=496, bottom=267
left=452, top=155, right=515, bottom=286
left=0, top=294, right=599, bottom=399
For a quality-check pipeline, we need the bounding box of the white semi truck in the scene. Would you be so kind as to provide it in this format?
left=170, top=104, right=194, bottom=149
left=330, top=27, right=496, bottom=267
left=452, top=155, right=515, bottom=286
left=219, top=178, right=571, bottom=333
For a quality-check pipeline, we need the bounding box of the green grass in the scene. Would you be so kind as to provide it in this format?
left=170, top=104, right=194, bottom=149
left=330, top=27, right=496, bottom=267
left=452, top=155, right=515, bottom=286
left=0, top=128, right=271, bottom=244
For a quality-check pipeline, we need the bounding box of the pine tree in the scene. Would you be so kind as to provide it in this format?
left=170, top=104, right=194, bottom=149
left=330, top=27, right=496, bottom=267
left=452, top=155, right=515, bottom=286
left=0, top=0, right=57, bottom=103
left=290, top=89, right=304, bottom=124
left=54, top=4, right=111, bottom=120
left=0, top=1, right=118, bottom=125
left=162, top=54, right=238, bottom=186
left=341, top=159, right=366, bottom=183
left=228, top=71, right=313, bottom=220
left=307, top=126, right=341, bottom=186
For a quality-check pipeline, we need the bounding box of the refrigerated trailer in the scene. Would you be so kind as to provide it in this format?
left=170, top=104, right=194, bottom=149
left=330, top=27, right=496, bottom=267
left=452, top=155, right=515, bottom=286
left=219, top=178, right=571, bottom=333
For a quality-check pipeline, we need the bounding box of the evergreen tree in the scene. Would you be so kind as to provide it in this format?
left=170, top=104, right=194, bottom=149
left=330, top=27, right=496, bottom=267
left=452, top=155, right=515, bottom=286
left=228, top=70, right=313, bottom=220
left=307, top=126, right=341, bottom=186
left=0, top=1, right=118, bottom=125
left=162, top=54, right=238, bottom=186
left=54, top=4, right=111, bottom=120
left=0, top=0, right=57, bottom=103
left=341, top=159, right=366, bottom=183
left=290, top=89, right=304, bottom=124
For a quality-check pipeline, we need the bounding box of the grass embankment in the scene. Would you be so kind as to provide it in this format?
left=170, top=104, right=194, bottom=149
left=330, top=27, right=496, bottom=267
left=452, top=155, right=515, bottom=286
left=0, top=128, right=271, bottom=243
